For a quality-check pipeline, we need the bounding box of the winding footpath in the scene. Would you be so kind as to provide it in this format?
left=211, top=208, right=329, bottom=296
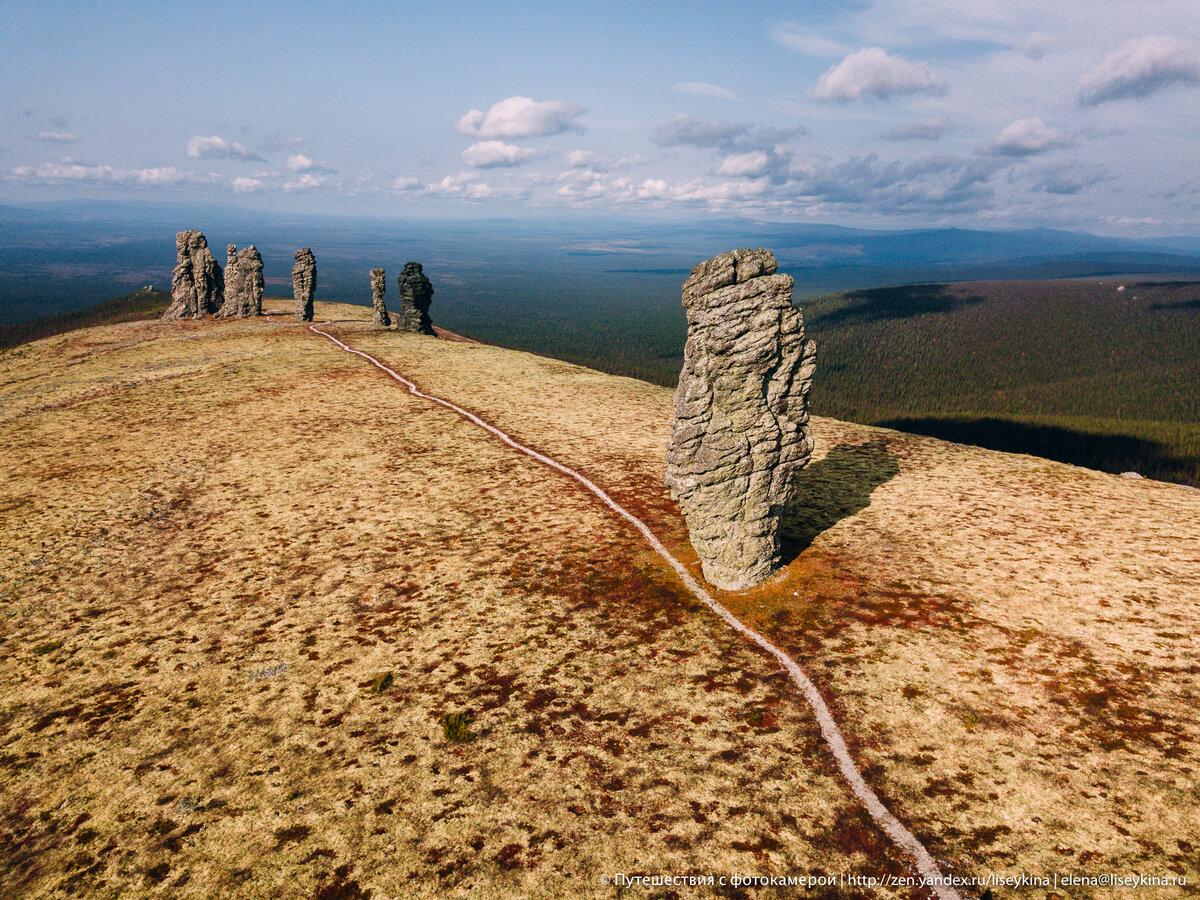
left=309, top=324, right=962, bottom=900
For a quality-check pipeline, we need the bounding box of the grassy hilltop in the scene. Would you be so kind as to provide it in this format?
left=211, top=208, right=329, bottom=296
left=1, top=304, right=1198, bottom=897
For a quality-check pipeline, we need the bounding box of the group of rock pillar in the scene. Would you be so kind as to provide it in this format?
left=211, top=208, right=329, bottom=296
left=162, top=230, right=317, bottom=323
left=365, top=262, right=435, bottom=334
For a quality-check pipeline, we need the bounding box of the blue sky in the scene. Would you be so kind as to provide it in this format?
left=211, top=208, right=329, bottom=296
left=3, top=0, right=1199, bottom=234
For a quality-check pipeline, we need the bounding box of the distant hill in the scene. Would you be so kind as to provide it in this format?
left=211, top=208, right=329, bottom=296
left=3, top=202, right=1200, bottom=325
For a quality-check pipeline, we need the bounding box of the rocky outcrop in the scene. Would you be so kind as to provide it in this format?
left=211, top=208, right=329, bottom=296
left=162, top=231, right=223, bottom=319
left=371, top=268, right=390, bottom=326
left=216, top=245, right=263, bottom=318
left=664, top=248, right=817, bottom=591
left=396, top=262, right=434, bottom=334
left=293, top=248, right=317, bottom=321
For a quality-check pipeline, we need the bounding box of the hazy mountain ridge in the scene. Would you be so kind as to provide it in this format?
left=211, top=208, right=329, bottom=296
left=3, top=202, right=1199, bottom=326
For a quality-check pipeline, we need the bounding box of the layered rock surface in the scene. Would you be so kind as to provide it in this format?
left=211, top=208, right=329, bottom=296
left=293, top=248, right=317, bottom=322
left=371, top=268, right=390, bottom=326
left=664, top=248, right=817, bottom=590
left=216, top=245, right=264, bottom=318
left=396, top=262, right=434, bottom=334
left=162, top=231, right=223, bottom=320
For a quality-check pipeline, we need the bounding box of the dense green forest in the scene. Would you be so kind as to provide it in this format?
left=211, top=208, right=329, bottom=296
left=801, top=280, right=1200, bottom=486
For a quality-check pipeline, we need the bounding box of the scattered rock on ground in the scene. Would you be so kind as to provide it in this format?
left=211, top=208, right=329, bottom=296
left=396, top=262, right=434, bottom=334
left=664, top=248, right=817, bottom=591
left=293, top=248, right=317, bottom=322
left=162, top=231, right=223, bottom=320
left=371, top=268, right=390, bottom=326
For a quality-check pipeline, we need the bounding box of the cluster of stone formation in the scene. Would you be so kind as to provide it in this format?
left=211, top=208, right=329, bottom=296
left=163, top=231, right=224, bottom=319
left=365, top=262, right=435, bottom=333
left=293, top=248, right=317, bottom=322
left=216, top=245, right=264, bottom=318
left=664, top=248, right=817, bottom=591
left=370, top=269, right=390, bottom=326
left=163, top=230, right=295, bottom=322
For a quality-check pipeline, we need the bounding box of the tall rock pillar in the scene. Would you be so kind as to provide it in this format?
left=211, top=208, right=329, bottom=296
left=163, top=231, right=223, bottom=319
left=664, top=248, right=817, bottom=591
left=371, top=268, right=390, bottom=326
left=396, top=262, right=434, bottom=334
left=293, top=248, right=317, bottom=322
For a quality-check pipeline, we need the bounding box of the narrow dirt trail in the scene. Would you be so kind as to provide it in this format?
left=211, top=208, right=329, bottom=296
left=309, top=323, right=962, bottom=900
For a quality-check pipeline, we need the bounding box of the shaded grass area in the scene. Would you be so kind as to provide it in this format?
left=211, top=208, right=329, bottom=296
left=0, top=288, right=171, bottom=352
left=879, top=415, right=1200, bottom=486
left=779, top=439, right=901, bottom=563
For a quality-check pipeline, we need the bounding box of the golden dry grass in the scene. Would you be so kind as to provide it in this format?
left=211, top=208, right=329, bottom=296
left=1, top=301, right=1197, bottom=898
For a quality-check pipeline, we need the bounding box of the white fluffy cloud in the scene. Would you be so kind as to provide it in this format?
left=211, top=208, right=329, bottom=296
left=186, top=135, right=264, bottom=161
left=283, top=173, right=326, bottom=192
left=716, top=151, right=770, bottom=177
left=285, top=154, right=336, bottom=174
left=10, top=160, right=201, bottom=186
left=232, top=176, right=264, bottom=193
left=286, top=154, right=316, bottom=171
left=987, top=117, right=1070, bottom=156
left=884, top=118, right=947, bottom=141
left=1021, top=32, right=1054, bottom=60
left=810, top=47, right=945, bottom=101
left=455, top=96, right=585, bottom=138
left=33, top=131, right=78, bottom=143
left=671, top=81, right=739, bottom=101
left=638, top=179, right=669, bottom=199
left=460, top=141, right=543, bottom=168
left=653, top=115, right=748, bottom=148
left=565, top=150, right=601, bottom=168
left=1077, top=35, right=1200, bottom=105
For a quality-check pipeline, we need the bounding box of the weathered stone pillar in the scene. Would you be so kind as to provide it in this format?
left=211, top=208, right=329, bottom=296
left=664, top=248, right=817, bottom=591
left=396, top=262, right=434, bottom=334
left=163, top=231, right=223, bottom=319
left=218, top=245, right=262, bottom=318
left=371, top=268, right=390, bottom=326
left=293, top=248, right=317, bottom=322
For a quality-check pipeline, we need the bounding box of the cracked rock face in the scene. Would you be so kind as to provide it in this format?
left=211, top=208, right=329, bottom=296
left=163, top=231, right=223, bottom=320
left=216, top=245, right=263, bottom=318
left=664, top=248, right=817, bottom=591
left=370, top=268, right=390, bottom=326
left=396, top=262, right=434, bottom=334
left=293, top=248, right=317, bottom=322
